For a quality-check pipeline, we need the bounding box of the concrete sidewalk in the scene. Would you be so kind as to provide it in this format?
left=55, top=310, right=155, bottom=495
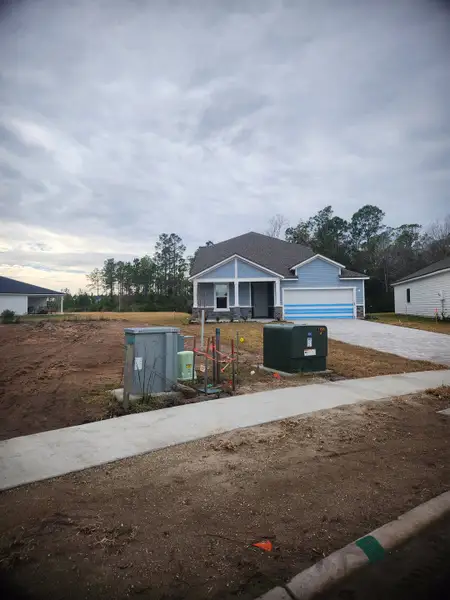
left=1, top=369, right=450, bottom=491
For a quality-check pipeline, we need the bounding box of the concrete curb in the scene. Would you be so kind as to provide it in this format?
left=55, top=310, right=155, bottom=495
left=257, top=490, right=450, bottom=600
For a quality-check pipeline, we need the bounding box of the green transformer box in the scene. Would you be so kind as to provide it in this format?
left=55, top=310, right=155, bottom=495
left=263, top=324, right=328, bottom=373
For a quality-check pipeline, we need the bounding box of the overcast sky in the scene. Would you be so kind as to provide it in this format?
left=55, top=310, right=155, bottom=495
left=1, top=0, right=449, bottom=292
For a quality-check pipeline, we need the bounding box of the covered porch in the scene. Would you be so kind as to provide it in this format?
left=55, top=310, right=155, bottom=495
left=192, top=279, right=282, bottom=321
left=27, top=295, right=64, bottom=314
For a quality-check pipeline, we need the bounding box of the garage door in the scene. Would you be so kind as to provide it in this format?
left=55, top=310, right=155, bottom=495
left=283, top=288, right=355, bottom=319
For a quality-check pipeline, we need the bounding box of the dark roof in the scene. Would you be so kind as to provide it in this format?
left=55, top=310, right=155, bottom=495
left=340, top=268, right=369, bottom=279
left=191, top=232, right=315, bottom=277
left=393, top=256, right=450, bottom=284
left=0, top=276, right=63, bottom=296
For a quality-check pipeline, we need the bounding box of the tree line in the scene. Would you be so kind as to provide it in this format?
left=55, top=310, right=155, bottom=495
left=268, top=206, right=450, bottom=312
left=63, top=205, right=450, bottom=313
left=63, top=233, right=191, bottom=312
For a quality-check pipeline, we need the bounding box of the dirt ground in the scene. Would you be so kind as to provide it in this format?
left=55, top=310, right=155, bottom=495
left=0, top=318, right=445, bottom=440
left=1, top=387, right=449, bottom=600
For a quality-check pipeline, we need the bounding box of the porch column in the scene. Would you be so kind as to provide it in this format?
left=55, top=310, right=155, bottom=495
left=193, top=280, right=198, bottom=308
left=275, top=279, right=281, bottom=306
left=234, top=280, right=239, bottom=306
left=60, top=295, right=64, bottom=314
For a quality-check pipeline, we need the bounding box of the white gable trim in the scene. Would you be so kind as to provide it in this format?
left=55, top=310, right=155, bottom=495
left=190, top=254, right=283, bottom=280
left=290, top=254, right=346, bottom=271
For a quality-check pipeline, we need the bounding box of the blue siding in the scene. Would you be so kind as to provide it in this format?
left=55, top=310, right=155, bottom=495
left=281, top=258, right=364, bottom=304
left=237, top=259, right=273, bottom=278
left=197, top=260, right=235, bottom=279
left=197, top=282, right=214, bottom=306
left=239, top=282, right=251, bottom=305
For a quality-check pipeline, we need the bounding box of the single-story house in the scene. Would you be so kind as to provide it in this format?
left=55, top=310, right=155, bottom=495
left=392, top=256, right=450, bottom=318
left=189, top=232, right=368, bottom=320
left=0, top=276, right=64, bottom=315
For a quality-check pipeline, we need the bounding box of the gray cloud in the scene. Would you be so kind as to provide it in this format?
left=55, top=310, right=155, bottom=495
left=0, top=0, right=450, bottom=290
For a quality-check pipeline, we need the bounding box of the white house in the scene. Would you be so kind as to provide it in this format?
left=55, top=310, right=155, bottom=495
left=0, top=276, right=64, bottom=315
left=392, top=256, right=450, bottom=318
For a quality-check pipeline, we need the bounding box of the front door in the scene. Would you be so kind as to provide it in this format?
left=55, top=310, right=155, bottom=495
left=252, top=282, right=273, bottom=318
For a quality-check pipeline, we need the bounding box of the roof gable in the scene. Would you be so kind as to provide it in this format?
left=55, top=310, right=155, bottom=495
left=190, top=232, right=314, bottom=278
left=291, top=254, right=345, bottom=271
left=0, top=276, right=63, bottom=296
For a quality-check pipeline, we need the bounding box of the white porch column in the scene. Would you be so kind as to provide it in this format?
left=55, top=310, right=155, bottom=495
left=60, top=295, right=64, bottom=314
left=234, top=280, right=239, bottom=306
left=275, top=279, right=281, bottom=306
left=193, top=280, right=198, bottom=308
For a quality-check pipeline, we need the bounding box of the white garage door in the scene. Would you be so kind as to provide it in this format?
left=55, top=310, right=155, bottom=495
left=283, top=288, right=355, bottom=319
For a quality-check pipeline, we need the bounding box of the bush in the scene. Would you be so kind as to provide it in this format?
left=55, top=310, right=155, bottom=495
left=1, top=309, right=18, bottom=324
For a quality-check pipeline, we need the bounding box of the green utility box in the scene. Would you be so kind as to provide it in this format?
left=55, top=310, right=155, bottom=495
left=263, top=324, right=328, bottom=373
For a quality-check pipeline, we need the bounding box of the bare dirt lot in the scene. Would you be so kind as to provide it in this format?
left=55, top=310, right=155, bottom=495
left=0, top=316, right=445, bottom=440
left=1, top=387, right=449, bottom=600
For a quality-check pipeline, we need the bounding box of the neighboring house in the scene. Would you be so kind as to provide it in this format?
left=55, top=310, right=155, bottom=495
left=0, top=276, right=64, bottom=315
left=392, top=256, right=450, bottom=318
left=189, top=232, right=368, bottom=320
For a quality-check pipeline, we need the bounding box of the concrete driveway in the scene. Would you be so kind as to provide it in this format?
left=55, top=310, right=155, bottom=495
left=303, top=319, right=450, bottom=366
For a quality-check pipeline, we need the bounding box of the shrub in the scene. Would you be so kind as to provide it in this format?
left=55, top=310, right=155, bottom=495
left=1, top=309, right=17, bottom=324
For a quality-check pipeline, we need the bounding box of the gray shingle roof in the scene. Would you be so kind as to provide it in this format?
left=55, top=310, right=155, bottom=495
left=191, top=232, right=314, bottom=277
left=393, top=256, right=450, bottom=284
left=0, top=276, right=63, bottom=296
left=340, top=268, right=368, bottom=279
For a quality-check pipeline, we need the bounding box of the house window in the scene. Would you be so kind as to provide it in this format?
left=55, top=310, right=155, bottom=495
left=215, top=284, right=229, bottom=310
left=406, top=288, right=411, bottom=303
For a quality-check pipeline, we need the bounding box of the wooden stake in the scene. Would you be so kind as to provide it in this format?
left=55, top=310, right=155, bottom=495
left=235, top=331, right=239, bottom=386
left=231, top=338, right=236, bottom=392
left=215, top=327, right=221, bottom=384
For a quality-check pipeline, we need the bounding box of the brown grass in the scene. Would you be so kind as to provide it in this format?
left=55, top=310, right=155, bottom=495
left=327, top=339, right=443, bottom=378
left=70, top=311, right=190, bottom=324
left=176, top=321, right=443, bottom=378
left=83, top=315, right=446, bottom=379
left=371, top=313, right=450, bottom=335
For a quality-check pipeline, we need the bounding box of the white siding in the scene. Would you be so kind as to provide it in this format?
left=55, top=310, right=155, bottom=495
left=0, top=295, right=28, bottom=315
left=394, top=270, right=450, bottom=317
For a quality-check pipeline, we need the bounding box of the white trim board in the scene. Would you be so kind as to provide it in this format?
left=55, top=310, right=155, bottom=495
left=282, top=286, right=355, bottom=291
left=0, top=293, right=64, bottom=296
left=391, top=267, right=450, bottom=286
left=197, top=277, right=279, bottom=283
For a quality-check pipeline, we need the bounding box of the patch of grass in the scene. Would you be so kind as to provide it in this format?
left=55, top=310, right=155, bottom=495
left=369, top=313, right=450, bottom=335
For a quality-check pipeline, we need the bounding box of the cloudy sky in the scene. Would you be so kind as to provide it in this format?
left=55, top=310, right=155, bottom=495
left=1, top=0, right=449, bottom=292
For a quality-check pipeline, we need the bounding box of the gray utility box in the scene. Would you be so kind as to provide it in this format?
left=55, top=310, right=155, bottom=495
left=123, top=327, right=180, bottom=396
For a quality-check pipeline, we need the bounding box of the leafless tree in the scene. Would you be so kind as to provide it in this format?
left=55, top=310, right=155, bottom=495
left=426, top=214, right=450, bottom=261
left=264, top=214, right=288, bottom=238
